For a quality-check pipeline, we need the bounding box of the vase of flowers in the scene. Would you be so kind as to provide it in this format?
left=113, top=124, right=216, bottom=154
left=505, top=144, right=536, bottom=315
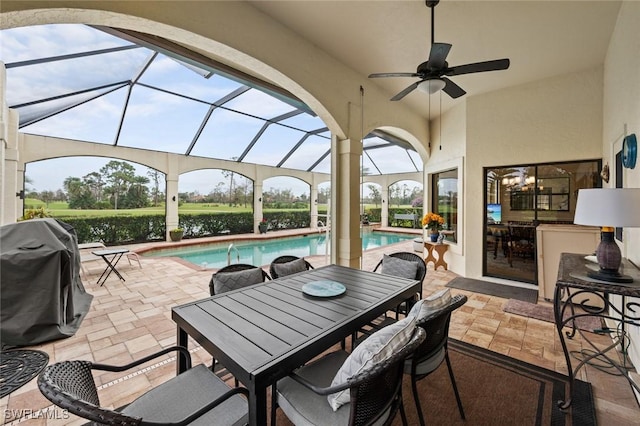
left=258, top=218, right=268, bottom=234
left=422, top=212, right=444, bottom=242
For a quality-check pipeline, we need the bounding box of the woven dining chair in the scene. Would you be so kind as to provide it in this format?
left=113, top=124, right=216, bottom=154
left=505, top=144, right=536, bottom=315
left=209, top=263, right=271, bottom=296
left=38, top=346, right=248, bottom=425
left=405, top=294, right=468, bottom=426
left=373, top=252, right=427, bottom=317
left=269, top=255, right=314, bottom=279
left=271, top=327, right=426, bottom=426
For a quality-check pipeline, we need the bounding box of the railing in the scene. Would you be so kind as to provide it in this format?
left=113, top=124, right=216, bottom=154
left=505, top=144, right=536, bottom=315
left=227, top=243, right=240, bottom=265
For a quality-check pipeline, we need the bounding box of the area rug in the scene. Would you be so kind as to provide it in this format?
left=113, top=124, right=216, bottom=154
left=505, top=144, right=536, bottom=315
left=275, top=339, right=595, bottom=426
left=0, top=349, right=49, bottom=398
left=446, top=277, right=539, bottom=303
left=503, top=299, right=603, bottom=332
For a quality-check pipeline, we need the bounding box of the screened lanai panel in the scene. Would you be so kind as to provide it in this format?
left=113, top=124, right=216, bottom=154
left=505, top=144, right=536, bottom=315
left=242, top=125, right=305, bottom=167
left=190, top=108, right=266, bottom=160
left=137, top=54, right=246, bottom=101
left=21, top=89, right=128, bottom=144
left=117, top=85, right=211, bottom=153
left=222, top=89, right=295, bottom=120
left=362, top=154, right=379, bottom=176
left=15, top=86, right=124, bottom=129
left=4, top=47, right=150, bottom=108
left=280, top=134, right=331, bottom=170
left=407, top=150, right=424, bottom=169
left=1, top=24, right=131, bottom=62
left=278, top=113, right=325, bottom=131
left=366, top=145, right=420, bottom=174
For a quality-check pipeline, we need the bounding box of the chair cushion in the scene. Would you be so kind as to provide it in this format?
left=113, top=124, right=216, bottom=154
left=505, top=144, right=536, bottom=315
left=213, top=267, right=264, bottom=294
left=380, top=254, right=419, bottom=280
left=276, top=351, right=391, bottom=426
left=408, top=288, right=452, bottom=321
left=272, top=258, right=308, bottom=277
left=404, top=346, right=446, bottom=375
left=121, top=364, right=247, bottom=425
left=327, top=315, right=416, bottom=411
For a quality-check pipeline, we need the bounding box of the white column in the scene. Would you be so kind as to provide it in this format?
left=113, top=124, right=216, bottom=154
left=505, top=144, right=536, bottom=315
left=331, top=135, right=362, bottom=268
left=1, top=109, right=20, bottom=225
left=165, top=171, right=179, bottom=241
left=381, top=177, right=389, bottom=227
left=310, top=184, right=318, bottom=229
left=253, top=180, right=263, bottom=233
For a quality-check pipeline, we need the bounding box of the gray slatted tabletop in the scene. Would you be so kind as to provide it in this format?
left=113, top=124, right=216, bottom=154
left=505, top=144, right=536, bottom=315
left=171, top=264, right=420, bottom=426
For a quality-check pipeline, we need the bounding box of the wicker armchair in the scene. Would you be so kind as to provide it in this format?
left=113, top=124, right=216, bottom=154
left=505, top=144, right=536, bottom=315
left=37, top=346, right=248, bottom=426
left=269, top=255, right=314, bottom=279
left=271, top=327, right=426, bottom=426
left=209, top=263, right=271, bottom=296
left=406, top=294, right=467, bottom=426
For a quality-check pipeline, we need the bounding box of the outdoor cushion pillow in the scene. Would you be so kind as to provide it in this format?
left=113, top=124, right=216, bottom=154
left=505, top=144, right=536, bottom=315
left=380, top=254, right=419, bottom=280
left=212, top=267, right=264, bottom=294
left=327, top=315, right=416, bottom=411
left=272, top=258, right=308, bottom=277
left=408, top=288, right=452, bottom=321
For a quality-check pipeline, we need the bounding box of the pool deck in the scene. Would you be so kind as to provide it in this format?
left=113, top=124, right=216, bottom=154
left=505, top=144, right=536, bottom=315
left=2, top=226, right=636, bottom=425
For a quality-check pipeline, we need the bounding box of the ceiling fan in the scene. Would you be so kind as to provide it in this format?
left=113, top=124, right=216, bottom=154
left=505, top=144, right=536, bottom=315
left=369, top=0, right=510, bottom=100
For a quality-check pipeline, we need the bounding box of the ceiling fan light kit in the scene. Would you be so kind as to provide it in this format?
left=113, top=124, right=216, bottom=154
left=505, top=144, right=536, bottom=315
left=369, top=0, right=510, bottom=101
left=418, top=78, right=446, bottom=95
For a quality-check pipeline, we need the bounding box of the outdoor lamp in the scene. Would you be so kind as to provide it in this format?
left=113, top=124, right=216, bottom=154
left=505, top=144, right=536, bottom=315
left=573, top=188, right=640, bottom=283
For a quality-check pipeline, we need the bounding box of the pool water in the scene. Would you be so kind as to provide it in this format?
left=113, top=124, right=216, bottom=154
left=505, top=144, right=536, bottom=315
left=143, top=231, right=415, bottom=269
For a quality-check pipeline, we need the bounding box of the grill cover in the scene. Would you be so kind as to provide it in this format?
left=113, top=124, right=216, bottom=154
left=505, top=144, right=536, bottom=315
left=1, top=219, right=93, bottom=348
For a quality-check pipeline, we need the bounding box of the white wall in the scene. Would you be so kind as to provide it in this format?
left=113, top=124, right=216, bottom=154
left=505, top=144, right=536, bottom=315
left=463, top=67, right=604, bottom=278
left=603, top=0, right=640, bottom=379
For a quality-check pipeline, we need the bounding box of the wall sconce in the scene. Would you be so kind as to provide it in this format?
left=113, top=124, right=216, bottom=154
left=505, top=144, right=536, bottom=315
left=16, top=190, right=24, bottom=199
left=258, top=197, right=262, bottom=202
left=172, top=195, right=176, bottom=202
left=314, top=199, right=318, bottom=204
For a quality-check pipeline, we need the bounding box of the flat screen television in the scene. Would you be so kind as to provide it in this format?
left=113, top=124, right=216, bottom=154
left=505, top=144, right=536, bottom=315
left=487, top=204, right=502, bottom=224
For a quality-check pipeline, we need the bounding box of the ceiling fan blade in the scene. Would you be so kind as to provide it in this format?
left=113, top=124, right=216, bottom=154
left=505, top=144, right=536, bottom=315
left=368, top=72, right=420, bottom=78
left=391, top=81, right=420, bottom=101
left=446, top=58, right=510, bottom=76
left=441, top=77, right=466, bottom=99
left=427, top=42, right=451, bottom=70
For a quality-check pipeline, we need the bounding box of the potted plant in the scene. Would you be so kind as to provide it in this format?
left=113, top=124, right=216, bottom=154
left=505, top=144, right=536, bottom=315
left=422, top=212, right=444, bottom=243
left=258, top=218, right=268, bottom=234
left=169, top=227, right=184, bottom=242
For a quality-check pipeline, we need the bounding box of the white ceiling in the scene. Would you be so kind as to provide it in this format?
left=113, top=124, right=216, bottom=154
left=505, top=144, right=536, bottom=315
left=249, top=0, right=621, bottom=119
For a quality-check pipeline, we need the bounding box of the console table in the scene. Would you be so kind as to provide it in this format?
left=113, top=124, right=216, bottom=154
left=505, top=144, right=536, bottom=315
left=423, top=241, right=449, bottom=270
left=554, top=252, right=640, bottom=410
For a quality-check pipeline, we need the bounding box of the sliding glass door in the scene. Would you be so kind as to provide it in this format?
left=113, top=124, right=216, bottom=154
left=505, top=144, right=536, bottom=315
left=484, top=159, right=601, bottom=284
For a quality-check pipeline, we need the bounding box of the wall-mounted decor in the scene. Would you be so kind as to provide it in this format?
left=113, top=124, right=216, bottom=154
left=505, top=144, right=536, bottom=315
left=622, top=133, right=637, bottom=169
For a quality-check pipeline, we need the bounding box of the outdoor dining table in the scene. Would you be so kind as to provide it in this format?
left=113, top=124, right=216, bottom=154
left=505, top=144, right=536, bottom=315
left=171, top=264, right=421, bottom=426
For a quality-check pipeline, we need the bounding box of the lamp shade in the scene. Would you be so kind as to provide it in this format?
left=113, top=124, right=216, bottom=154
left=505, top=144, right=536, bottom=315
left=417, top=78, right=446, bottom=95
left=574, top=188, right=640, bottom=228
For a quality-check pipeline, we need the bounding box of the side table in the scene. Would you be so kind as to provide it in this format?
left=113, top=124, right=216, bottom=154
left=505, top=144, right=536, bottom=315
left=554, top=252, right=640, bottom=410
left=423, top=241, right=449, bottom=270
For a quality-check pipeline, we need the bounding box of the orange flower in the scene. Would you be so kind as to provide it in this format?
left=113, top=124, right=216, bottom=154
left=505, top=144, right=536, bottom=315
left=422, top=212, right=444, bottom=230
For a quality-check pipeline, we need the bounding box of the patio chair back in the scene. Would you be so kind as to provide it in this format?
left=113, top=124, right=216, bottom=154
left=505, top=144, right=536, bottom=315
left=269, top=255, right=314, bottom=279
left=209, top=263, right=271, bottom=296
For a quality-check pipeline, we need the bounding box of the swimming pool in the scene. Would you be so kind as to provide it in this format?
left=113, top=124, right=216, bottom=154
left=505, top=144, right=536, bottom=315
left=143, top=231, right=415, bottom=269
